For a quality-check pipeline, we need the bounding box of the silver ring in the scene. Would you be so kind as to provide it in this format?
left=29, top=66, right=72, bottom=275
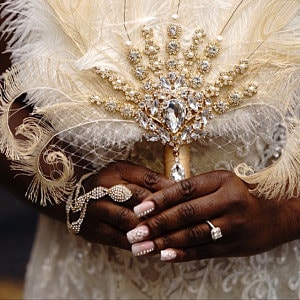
left=205, top=220, right=223, bottom=241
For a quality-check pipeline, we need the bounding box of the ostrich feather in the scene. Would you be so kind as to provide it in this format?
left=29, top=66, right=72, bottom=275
left=0, top=0, right=299, bottom=204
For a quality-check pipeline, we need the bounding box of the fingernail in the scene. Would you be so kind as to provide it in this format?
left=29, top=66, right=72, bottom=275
left=132, top=241, right=155, bottom=256
left=160, top=248, right=177, bottom=261
left=134, top=201, right=155, bottom=217
left=127, top=225, right=150, bottom=244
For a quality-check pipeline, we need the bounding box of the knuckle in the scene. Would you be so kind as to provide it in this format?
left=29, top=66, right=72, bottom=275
left=177, top=179, right=193, bottom=197
left=148, top=215, right=167, bottom=233
left=143, top=171, right=161, bottom=188
left=180, top=202, right=196, bottom=221
left=189, top=226, right=205, bottom=243
left=114, top=208, right=133, bottom=230
left=133, top=187, right=150, bottom=202
left=157, top=236, right=172, bottom=249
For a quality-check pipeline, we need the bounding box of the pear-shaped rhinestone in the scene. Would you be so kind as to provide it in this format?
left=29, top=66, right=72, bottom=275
left=170, top=162, right=185, bottom=182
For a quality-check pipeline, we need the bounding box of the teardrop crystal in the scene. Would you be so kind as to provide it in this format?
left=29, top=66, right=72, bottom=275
left=170, top=162, right=185, bottom=181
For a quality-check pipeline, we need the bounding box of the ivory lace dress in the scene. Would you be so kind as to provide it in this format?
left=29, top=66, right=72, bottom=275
left=0, top=0, right=299, bottom=299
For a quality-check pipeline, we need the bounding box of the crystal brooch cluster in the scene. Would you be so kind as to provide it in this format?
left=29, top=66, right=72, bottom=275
left=91, top=23, right=258, bottom=181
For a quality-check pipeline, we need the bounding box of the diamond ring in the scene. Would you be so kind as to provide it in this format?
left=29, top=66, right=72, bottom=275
left=205, top=220, right=223, bottom=241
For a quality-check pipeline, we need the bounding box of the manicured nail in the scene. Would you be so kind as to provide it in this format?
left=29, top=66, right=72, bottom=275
left=134, top=201, right=155, bottom=217
left=127, top=225, right=150, bottom=244
left=160, top=249, right=177, bottom=261
left=132, top=241, right=155, bottom=256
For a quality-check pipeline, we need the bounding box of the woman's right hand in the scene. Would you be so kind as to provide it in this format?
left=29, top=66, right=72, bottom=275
left=78, top=161, right=173, bottom=250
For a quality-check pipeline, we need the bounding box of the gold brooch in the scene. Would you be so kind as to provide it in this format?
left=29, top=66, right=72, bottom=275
left=91, top=23, right=258, bottom=181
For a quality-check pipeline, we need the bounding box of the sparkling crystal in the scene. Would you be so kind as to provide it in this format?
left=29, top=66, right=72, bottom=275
left=169, top=25, right=178, bottom=37
left=160, top=77, right=172, bottom=90
left=181, top=127, right=191, bottom=141
left=144, top=94, right=152, bottom=102
left=105, top=100, right=118, bottom=112
left=168, top=24, right=181, bottom=38
left=143, top=81, right=152, bottom=91
left=205, top=98, right=212, bottom=106
left=170, top=73, right=179, bottom=82
left=148, top=120, right=157, bottom=131
left=198, top=59, right=211, bottom=73
left=170, top=162, right=185, bottom=182
left=166, top=58, right=178, bottom=70
left=137, top=111, right=148, bottom=129
left=167, top=41, right=180, bottom=55
left=213, top=100, right=229, bottom=114
left=193, top=29, right=206, bottom=41
left=134, top=66, right=147, bottom=80
left=191, top=132, right=200, bottom=140
left=149, top=99, right=159, bottom=116
left=201, top=115, right=208, bottom=125
left=192, top=76, right=203, bottom=88
left=120, top=104, right=134, bottom=118
left=181, top=91, right=189, bottom=98
left=159, top=127, right=170, bottom=143
left=164, top=99, right=186, bottom=133
left=139, top=101, right=146, bottom=109
left=145, top=133, right=160, bottom=142
left=229, top=91, right=243, bottom=105
left=194, top=92, right=204, bottom=101
left=188, top=94, right=198, bottom=111
left=206, top=43, right=220, bottom=58
left=174, top=75, right=186, bottom=89
left=186, top=110, right=192, bottom=120
left=193, top=121, right=201, bottom=130
left=128, top=49, right=141, bottom=64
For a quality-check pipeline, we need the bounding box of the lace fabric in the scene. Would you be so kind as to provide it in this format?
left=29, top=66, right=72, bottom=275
left=24, top=124, right=300, bottom=299
left=24, top=216, right=300, bottom=299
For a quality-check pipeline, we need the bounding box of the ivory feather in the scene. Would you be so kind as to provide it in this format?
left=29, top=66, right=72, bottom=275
left=0, top=0, right=299, bottom=204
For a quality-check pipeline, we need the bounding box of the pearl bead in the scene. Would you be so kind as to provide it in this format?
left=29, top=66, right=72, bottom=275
left=216, top=35, right=223, bottom=42
left=125, top=40, right=132, bottom=47
left=172, top=13, right=178, bottom=20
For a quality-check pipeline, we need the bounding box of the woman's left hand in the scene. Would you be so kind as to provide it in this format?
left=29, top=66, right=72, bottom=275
left=126, top=170, right=300, bottom=261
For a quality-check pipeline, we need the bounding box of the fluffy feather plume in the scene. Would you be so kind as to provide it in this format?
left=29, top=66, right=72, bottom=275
left=0, top=0, right=299, bottom=204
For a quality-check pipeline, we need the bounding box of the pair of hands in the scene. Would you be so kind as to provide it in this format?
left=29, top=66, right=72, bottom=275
left=79, top=160, right=297, bottom=262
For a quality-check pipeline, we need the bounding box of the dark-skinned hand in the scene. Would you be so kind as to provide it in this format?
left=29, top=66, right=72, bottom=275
left=126, top=170, right=300, bottom=262
left=76, top=161, right=174, bottom=250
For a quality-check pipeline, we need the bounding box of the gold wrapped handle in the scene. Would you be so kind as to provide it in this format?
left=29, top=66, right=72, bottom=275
left=164, top=144, right=191, bottom=180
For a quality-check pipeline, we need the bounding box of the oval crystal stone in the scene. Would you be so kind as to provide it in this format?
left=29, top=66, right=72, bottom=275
left=164, top=99, right=186, bottom=133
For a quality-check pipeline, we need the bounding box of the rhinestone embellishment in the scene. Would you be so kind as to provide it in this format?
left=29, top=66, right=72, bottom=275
left=91, top=22, right=258, bottom=181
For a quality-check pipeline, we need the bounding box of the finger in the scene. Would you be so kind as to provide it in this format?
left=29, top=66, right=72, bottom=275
left=80, top=221, right=131, bottom=250
left=118, top=183, right=153, bottom=208
left=128, top=193, right=227, bottom=243
left=87, top=199, right=140, bottom=231
left=160, top=232, right=240, bottom=262
left=133, top=170, right=233, bottom=217
left=153, top=217, right=227, bottom=250
left=100, top=161, right=174, bottom=191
